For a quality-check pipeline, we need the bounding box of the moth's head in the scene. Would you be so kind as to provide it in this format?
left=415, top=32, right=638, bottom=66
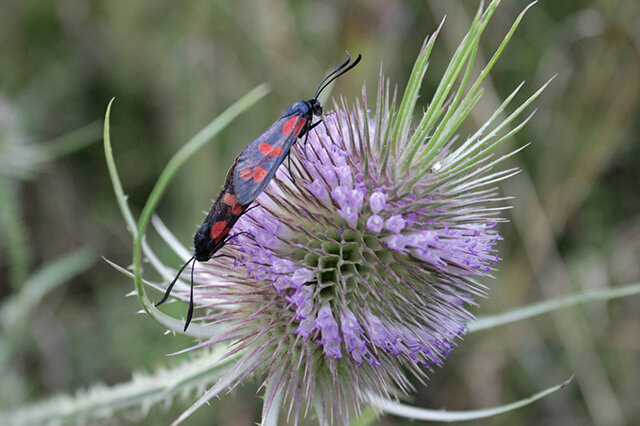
left=193, top=225, right=224, bottom=262
left=308, top=98, right=322, bottom=117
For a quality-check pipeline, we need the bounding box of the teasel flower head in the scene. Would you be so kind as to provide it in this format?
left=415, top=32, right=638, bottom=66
left=157, top=2, right=548, bottom=424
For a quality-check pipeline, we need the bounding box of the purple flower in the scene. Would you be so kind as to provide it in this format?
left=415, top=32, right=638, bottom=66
left=366, top=214, right=384, bottom=233
left=385, top=215, right=406, bottom=233
left=369, top=191, right=386, bottom=214
left=316, top=305, right=342, bottom=359
left=336, top=165, right=353, bottom=188
left=383, top=234, right=409, bottom=251
left=331, top=186, right=349, bottom=207
left=286, top=285, right=313, bottom=319
left=340, top=310, right=370, bottom=365
left=271, top=258, right=294, bottom=274
left=308, top=178, right=329, bottom=202
left=290, top=267, right=314, bottom=286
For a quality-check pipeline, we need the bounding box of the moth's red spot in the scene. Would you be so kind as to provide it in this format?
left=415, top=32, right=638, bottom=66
left=209, top=220, right=227, bottom=240
left=215, top=227, right=230, bottom=243
left=252, top=166, right=267, bottom=182
left=293, top=117, right=307, bottom=136
left=223, top=193, right=237, bottom=207
left=282, top=116, right=300, bottom=135
left=224, top=192, right=243, bottom=214
left=258, top=142, right=283, bottom=158
left=239, top=166, right=268, bottom=183
left=239, top=168, right=253, bottom=181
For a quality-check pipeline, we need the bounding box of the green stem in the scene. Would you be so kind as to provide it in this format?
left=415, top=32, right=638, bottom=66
left=0, top=176, right=29, bottom=288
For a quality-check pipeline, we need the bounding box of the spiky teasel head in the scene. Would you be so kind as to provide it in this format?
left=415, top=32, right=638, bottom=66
left=167, top=2, right=547, bottom=424
left=219, top=97, right=504, bottom=420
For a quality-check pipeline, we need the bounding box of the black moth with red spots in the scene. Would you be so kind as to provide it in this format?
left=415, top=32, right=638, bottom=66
left=156, top=53, right=361, bottom=331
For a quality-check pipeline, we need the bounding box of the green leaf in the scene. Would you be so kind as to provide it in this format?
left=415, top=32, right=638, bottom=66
left=468, top=282, right=640, bottom=332
left=103, top=98, right=138, bottom=236
left=103, top=258, right=227, bottom=340
left=441, top=76, right=554, bottom=181
left=368, top=376, right=573, bottom=421
left=390, top=20, right=443, bottom=154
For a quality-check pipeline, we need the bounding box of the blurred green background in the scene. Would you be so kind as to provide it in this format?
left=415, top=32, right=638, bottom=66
left=1, top=0, right=638, bottom=425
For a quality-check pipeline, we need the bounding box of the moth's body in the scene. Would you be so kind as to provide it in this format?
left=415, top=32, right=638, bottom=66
left=193, top=99, right=321, bottom=261
left=193, top=163, right=246, bottom=261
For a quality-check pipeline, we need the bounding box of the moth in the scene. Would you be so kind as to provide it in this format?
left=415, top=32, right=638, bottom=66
left=156, top=53, right=361, bottom=331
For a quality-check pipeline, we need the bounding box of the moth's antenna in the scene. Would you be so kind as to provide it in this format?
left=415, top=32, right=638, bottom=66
left=315, top=53, right=362, bottom=99
left=155, top=256, right=195, bottom=307
left=183, top=259, right=196, bottom=331
left=314, top=53, right=353, bottom=99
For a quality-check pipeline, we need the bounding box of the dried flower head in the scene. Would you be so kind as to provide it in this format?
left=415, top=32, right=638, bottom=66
left=153, top=2, right=547, bottom=424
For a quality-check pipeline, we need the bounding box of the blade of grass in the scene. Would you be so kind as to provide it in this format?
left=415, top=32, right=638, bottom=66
left=37, top=121, right=102, bottom=162
left=0, top=248, right=95, bottom=369
left=0, top=176, right=30, bottom=288
left=468, top=282, right=640, bottom=332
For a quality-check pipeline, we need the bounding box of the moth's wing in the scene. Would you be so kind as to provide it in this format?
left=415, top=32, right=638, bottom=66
left=233, top=114, right=307, bottom=205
